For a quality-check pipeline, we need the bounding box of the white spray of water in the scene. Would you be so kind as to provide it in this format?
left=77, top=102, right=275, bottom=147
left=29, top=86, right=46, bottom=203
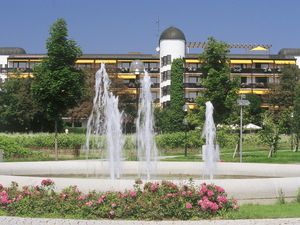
left=136, top=70, right=158, bottom=180
left=85, top=63, right=124, bottom=179
left=202, top=101, right=220, bottom=180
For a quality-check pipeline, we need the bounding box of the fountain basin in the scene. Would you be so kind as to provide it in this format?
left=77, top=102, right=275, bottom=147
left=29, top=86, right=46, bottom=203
left=0, top=160, right=300, bottom=204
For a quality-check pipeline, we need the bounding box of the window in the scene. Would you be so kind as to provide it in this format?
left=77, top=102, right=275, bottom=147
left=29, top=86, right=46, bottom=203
left=162, top=85, right=170, bottom=96
left=185, top=76, right=199, bottom=83
left=167, top=55, right=171, bottom=65
left=118, top=62, right=130, bottom=72
left=241, top=77, right=247, bottom=83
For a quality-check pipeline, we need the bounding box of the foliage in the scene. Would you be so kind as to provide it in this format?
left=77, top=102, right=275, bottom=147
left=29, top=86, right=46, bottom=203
left=0, top=138, right=43, bottom=159
left=155, top=59, right=185, bottom=133
left=196, top=37, right=239, bottom=125
left=258, top=111, right=280, bottom=158
left=292, top=84, right=300, bottom=152
left=31, top=18, right=84, bottom=126
left=277, top=189, right=286, bottom=205
left=0, top=76, right=52, bottom=132
left=1, top=180, right=238, bottom=220
left=217, top=128, right=239, bottom=149
left=270, top=65, right=300, bottom=110
left=297, top=188, right=300, bottom=203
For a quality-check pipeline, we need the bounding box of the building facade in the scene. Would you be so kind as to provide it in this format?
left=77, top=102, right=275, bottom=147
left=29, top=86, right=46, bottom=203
left=0, top=27, right=298, bottom=111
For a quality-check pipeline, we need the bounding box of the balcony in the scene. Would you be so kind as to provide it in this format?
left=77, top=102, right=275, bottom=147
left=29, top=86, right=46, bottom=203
left=185, top=67, right=202, bottom=73
left=184, top=83, right=203, bottom=88
left=240, top=82, right=269, bottom=88
left=231, top=68, right=281, bottom=74
left=185, top=98, right=196, bottom=103
left=151, top=83, right=160, bottom=88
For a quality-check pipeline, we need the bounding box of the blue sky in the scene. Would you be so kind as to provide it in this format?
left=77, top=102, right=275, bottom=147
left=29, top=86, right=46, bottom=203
left=2, top=0, right=300, bottom=54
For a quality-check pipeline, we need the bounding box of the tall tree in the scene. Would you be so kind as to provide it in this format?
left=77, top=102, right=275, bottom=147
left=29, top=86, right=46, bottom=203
left=196, top=37, right=239, bottom=124
left=270, top=64, right=300, bottom=110
left=0, top=76, right=51, bottom=132
left=32, top=18, right=84, bottom=159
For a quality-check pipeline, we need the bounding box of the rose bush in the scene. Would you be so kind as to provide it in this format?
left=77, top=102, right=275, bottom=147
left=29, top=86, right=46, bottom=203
left=0, top=179, right=238, bottom=220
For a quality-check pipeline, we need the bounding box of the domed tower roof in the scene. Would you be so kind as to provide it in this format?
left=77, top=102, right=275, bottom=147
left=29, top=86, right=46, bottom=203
left=0, top=47, right=26, bottom=55
left=159, top=26, right=186, bottom=42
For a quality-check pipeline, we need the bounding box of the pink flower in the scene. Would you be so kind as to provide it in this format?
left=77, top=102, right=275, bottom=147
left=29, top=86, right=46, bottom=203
left=78, top=195, right=86, bottom=201
left=181, top=191, right=187, bottom=197
left=166, top=193, right=173, bottom=198
left=185, top=202, right=193, bottom=209
left=210, top=202, right=219, bottom=212
left=85, top=201, right=93, bottom=207
left=129, top=190, right=137, bottom=198
left=217, top=195, right=227, bottom=203
left=187, top=190, right=193, bottom=197
left=207, top=190, right=214, bottom=197
left=150, top=182, right=159, bottom=192
left=200, top=184, right=208, bottom=193
left=41, top=179, right=54, bottom=187
left=97, top=197, right=105, bottom=204
left=111, top=203, right=117, bottom=208
left=216, top=185, right=225, bottom=193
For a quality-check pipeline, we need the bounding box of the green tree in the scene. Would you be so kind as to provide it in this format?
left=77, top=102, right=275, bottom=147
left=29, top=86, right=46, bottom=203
left=259, top=111, right=280, bottom=158
left=0, top=76, right=52, bottom=132
left=270, top=65, right=300, bottom=109
left=196, top=37, right=239, bottom=124
left=292, top=84, right=300, bottom=152
left=32, top=18, right=84, bottom=159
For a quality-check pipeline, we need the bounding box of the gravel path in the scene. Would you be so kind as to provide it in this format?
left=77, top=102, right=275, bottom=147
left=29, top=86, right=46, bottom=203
left=0, top=217, right=300, bottom=225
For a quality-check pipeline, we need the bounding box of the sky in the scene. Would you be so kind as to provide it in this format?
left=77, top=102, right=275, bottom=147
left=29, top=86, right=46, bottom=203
left=1, top=0, right=300, bottom=55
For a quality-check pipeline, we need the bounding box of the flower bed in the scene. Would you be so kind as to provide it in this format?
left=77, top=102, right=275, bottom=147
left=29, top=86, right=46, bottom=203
left=0, top=179, right=238, bottom=220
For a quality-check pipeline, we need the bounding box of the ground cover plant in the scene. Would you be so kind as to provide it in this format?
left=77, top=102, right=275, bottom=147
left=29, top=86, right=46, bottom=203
left=0, top=179, right=237, bottom=220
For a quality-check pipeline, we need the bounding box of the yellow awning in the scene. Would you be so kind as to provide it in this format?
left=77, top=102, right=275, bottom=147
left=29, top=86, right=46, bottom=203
left=252, top=60, right=274, bottom=63
left=8, top=59, right=28, bottom=62
left=95, top=60, right=116, bottom=64
left=274, top=60, right=296, bottom=64
left=76, top=60, right=94, bottom=64
left=239, top=89, right=269, bottom=95
left=250, top=46, right=268, bottom=51
left=230, top=60, right=252, bottom=64
left=118, top=74, right=136, bottom=79
left=185, top=59, right=201, bottom=63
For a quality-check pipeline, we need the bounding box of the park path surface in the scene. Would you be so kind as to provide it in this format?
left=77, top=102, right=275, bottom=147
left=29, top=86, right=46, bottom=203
left=0, top=217, right=300, bottom=225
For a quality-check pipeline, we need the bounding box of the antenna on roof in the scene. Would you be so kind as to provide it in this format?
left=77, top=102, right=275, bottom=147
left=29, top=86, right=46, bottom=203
left=155, top=16, right=160, bottom=42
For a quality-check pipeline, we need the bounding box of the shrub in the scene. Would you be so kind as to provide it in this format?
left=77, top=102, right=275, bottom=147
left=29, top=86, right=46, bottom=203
left=0, top=138, right=43, bottom=159
left=0, top=180, right=238, bottom=220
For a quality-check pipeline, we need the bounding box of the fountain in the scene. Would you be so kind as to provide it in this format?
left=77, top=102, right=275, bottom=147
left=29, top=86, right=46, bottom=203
left=136, top=70, right=158, bottom=179
left=85, top=63, right=124, bottom=179
left=202, top=101, right=220, bottom=180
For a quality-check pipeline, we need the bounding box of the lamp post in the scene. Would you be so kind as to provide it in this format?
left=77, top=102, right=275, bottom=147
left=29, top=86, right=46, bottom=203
left=129, top=60, right=145, bottom=160
left=129, top=60, right=145, bottom=114
left=183, top=104, right=188, bottom=157
left=237, top=94, right=250, bottom=163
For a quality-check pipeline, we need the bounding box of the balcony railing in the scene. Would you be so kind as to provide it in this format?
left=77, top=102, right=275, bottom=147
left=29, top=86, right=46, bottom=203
left=184, top=83, right=203, bottom=88
left=185, top=67, right=202, bottom=73
left=151, top=83, right=160, bottom=88
left=231, top=68, right=281, bottom=74
left=240, top=82, right=269, bottom=88
left=185, top=98, right=196, bottom=103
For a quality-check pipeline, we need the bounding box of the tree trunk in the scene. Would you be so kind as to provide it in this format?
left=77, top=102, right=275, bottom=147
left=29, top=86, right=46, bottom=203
left=268, top=145, right=273, bottom=158
left=54, top=119, right=58, bottom=160
left=294, top=135, right=299, bottom=152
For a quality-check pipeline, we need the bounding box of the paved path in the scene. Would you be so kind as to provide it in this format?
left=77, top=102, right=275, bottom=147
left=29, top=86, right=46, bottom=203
left=0, top=217, right=300, bottom=225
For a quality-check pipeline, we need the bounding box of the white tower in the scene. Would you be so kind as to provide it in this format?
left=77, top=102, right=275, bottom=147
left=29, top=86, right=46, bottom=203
left=159, top=26, right=186, bottom=106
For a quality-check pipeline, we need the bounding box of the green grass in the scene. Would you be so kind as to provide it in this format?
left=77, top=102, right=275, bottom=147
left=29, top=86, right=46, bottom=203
left=162, top=150, right=300, bottom=163
left=224, top=202, right=300, bottom=219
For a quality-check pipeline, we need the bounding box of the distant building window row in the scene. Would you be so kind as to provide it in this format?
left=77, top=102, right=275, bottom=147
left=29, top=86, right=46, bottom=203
left=161, top=55, right=171, bottom=67
left=161, top=70, right=171, bottom=82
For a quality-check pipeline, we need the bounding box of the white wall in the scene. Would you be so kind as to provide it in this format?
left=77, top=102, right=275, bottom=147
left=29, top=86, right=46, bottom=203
left=295, top=56, right=300, bottom=68
left=0, top=55, right=8, bottom=82
left=159, top=39, right=185, bottom=105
